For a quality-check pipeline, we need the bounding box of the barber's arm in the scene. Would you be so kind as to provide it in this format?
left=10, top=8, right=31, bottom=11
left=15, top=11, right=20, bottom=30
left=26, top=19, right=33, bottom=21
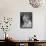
left=6, top=33, right=16, bottom=42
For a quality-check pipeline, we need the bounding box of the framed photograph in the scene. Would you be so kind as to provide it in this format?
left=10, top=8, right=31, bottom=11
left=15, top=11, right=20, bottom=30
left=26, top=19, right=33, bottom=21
left=20, top=12, right=32, bottom=28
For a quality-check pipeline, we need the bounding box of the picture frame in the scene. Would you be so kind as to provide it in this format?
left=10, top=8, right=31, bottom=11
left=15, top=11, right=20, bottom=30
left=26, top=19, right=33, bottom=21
left=20, top=12, right=32, bottom=28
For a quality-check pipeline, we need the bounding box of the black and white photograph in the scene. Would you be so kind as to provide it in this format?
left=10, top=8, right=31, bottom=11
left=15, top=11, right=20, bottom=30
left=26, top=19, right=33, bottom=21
left=20, top=12, right=32, bottom=28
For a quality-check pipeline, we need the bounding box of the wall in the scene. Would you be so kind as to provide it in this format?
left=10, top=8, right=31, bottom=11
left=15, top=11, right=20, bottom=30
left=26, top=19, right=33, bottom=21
left=0, top=0, right=46, bottom=40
